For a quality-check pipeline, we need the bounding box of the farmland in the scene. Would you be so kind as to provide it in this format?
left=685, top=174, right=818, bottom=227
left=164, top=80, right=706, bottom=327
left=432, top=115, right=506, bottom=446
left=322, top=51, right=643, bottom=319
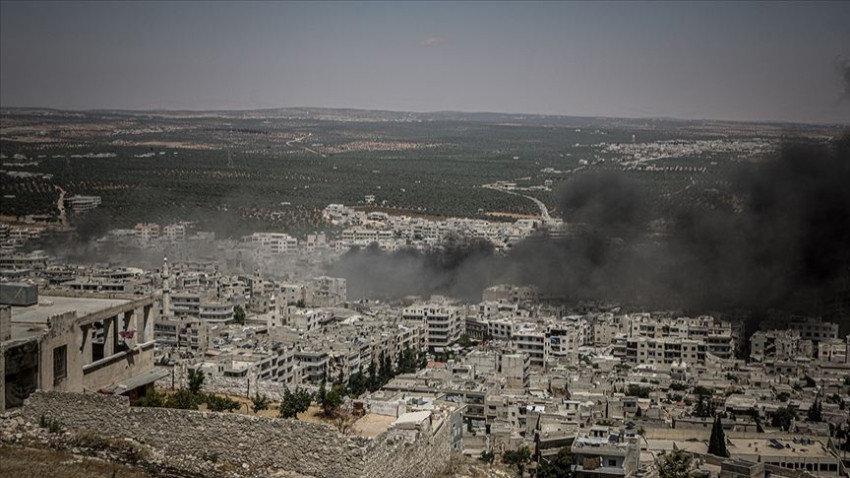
left=0, top=107, right=834, bottom=238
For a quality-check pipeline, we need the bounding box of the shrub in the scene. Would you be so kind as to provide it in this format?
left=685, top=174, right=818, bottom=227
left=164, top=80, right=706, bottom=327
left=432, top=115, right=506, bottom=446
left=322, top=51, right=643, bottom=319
left=205, top=394, right=241, bottom=413
left=165, top=388, right=199, bottom=410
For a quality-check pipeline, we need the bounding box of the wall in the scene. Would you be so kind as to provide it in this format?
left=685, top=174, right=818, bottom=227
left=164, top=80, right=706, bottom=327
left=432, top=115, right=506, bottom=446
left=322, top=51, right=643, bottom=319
left=20, top=391, right=452, bottom=478
left=363, top=412, right=453, bottom=478
left=38, top=311, right=83, bottom=392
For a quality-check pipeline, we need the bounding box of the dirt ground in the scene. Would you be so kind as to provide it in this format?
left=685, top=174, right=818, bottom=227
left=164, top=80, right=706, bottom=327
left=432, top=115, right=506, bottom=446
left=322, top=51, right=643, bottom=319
left=157, top=390, right=359, bottom=430
left=0, top=444, right=151, bottom=478
left=349, top=412, right=396, bottom=438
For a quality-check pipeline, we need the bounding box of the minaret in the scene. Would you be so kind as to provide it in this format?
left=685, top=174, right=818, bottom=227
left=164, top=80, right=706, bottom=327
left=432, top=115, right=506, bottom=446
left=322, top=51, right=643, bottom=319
left=162, top=256, right=171, bottom=317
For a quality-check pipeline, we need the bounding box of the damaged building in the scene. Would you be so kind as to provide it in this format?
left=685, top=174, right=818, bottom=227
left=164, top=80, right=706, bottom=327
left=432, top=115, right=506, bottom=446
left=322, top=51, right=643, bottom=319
left=1, top=287, right=165, bottom=410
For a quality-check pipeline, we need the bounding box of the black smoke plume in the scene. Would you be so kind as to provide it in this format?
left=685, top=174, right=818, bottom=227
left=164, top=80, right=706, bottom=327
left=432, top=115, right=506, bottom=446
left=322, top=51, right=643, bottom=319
left=330, top=135, right=850, bottom=325
left=837, top=57, right=850, bottom=103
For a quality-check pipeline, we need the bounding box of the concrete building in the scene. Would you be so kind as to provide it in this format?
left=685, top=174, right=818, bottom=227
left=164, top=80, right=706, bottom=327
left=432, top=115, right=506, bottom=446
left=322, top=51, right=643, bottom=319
left=726, top=436, right=843, bottom=476
left=306, top=276, right=347, bottom=307
left=154, top=316, right=208, bottom=351
left=572, top=426, right=640, bottom=478
left=788, top=317, right=839, bottom=342
left=403, top=301, right=462, bottom=352
left=63, top=195, right=101, bottom=213
left=134, top=223, right=160, bottom=242
left=246, top=232, right=298, bottom=255
left=512, top=327, right=548, bottom=369
left=1, top=293, right=164, bottom=410
left=750, top=329, right=813, bottom=361
left=163, top=223, right=187, bottom=242
left=169, top=292, right=234, bottom=323
left=501, top=353, right=530, bottom=390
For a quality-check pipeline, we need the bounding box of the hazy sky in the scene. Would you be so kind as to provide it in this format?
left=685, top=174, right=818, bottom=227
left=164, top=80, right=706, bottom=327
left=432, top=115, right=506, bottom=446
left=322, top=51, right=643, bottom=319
left=2, top=1, right=849, bottom=123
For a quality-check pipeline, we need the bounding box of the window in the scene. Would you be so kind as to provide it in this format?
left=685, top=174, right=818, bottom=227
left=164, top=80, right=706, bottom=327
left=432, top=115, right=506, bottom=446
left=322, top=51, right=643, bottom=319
left=608, top=459, right=617, bottom=467
left=53, top=345, right=67, bottom=384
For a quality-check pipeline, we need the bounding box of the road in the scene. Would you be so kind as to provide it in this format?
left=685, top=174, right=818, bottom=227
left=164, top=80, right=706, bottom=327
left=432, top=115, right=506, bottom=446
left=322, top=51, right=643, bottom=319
left=286, top=132, right=322, bottom=155
left=483, top=184, right=551, bottom=221
left=55, top=185, right=68, bottom=226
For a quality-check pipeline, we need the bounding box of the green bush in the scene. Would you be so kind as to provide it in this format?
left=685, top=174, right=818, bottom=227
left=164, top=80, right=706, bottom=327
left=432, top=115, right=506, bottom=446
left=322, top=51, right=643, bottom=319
left=205, top=394, right=241, bottom=413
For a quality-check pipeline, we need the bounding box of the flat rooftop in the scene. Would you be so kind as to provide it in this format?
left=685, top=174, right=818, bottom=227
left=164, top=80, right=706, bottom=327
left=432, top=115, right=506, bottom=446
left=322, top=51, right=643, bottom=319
left=727, top=438, right=833, bottom=458
left=350, top=413, right=396, bottom=438
left=8, top=295, right=131, bottom=341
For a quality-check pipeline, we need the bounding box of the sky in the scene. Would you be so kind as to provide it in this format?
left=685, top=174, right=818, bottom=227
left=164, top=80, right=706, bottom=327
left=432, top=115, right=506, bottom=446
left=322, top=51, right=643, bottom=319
left=1, top=1, right=849, bottom=123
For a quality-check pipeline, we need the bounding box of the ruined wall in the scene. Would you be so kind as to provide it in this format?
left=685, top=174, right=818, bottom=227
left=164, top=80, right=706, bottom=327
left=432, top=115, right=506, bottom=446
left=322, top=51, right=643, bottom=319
left=21, top=391, right=368, bottom=477
left=39, top=311, right=83, bottom=393
left=198, top=374, right=291, bottom=402
left=20, top=391, right=452, bottom=478
left=363, top=414, right=453, bottom=478
left=81, top=343, right=155, bottom=392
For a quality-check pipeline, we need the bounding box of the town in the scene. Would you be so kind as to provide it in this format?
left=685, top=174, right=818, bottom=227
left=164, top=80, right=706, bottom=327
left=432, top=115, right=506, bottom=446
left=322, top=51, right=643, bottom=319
left=2, top=201, right=849, bottom=477
left=2, top=1, right=850, bottom=476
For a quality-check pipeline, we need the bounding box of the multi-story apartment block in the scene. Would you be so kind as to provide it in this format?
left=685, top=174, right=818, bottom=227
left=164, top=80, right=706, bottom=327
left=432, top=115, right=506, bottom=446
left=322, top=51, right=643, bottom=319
left=162, top=223, right=187, bottom=242
left=625, top=337, right=707, bottom=365
left=169, top=292, right=235, bottom=323
left=512, top=327, right=548, bottom=369
left=154, top=316, right=209, bottom=351
left=402, top=301, right=462, bottom=351
left=246, top=232, right=298, bottom=255
left=750, top=329, right=813, bottom=361
left=788, top=317, right=839, bottom=343
left=63, top=194, right=101, bottom=213
left=305, top=276, right=347, bottom=307
left=572, top=426, right=640, bottom=478
left=296, top=348, right=330, bottom=385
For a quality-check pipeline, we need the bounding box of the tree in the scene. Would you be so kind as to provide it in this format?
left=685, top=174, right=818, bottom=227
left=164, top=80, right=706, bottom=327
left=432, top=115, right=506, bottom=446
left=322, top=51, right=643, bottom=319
left=280, top=387, right=312, bottom=419
left=397, top=347, right=414, bottom=374
left=537, top=447, right=573, bottom=478
left=188, top=369, right=205, bottom=396
left=457, top=334, right=473, bottom=348
left=692, top=386, right=712, bottom=397
left=693, top=395, right=714, bottom=418
left=377, top=351, right=392, bottom=385
left=367, top=359, right=379, bottom=392
left=807, top=399, right=822, bottom=422
left=478, top=450, right=495, bottom=464
left=165, top=388, right=199, bottom=410
left=656, top=450, right=696, bottom=478
left=320, top=384, right=345, bottom=417
left=135, top=389, right=165, bottom=408
left=627, top=384, right=651, bottom=399
left=317, top=380, right=327, bottom=407
left=206, top=394, right=240, bottom=412
left=748, top=407, right=764, bottom=433
left=251, top=393, right=269, bottom=414
left=771, top=407, right=797, bottom=431
left=708, top=416, right=729, bottom=457
left=502, top=446, right=532, bottom=477
left=347, top=371, right=367, bottom=397
left=233, top=305, right=246, bottom=325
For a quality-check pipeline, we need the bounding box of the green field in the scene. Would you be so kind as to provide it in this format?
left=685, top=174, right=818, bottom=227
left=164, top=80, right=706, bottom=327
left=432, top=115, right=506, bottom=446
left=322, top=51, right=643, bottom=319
left=1, top=108, right=809, bottom=237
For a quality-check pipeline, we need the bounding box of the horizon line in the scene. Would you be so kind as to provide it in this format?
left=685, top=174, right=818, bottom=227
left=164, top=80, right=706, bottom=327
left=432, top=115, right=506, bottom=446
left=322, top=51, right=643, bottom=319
left=1, top=104, right=848, bottom=128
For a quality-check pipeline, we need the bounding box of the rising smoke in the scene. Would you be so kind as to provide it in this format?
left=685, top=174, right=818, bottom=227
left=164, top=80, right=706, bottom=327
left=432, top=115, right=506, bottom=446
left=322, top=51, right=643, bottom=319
left=837, top=57, right=850, bottom=103
left=330, top=136, right=850, bottom=322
